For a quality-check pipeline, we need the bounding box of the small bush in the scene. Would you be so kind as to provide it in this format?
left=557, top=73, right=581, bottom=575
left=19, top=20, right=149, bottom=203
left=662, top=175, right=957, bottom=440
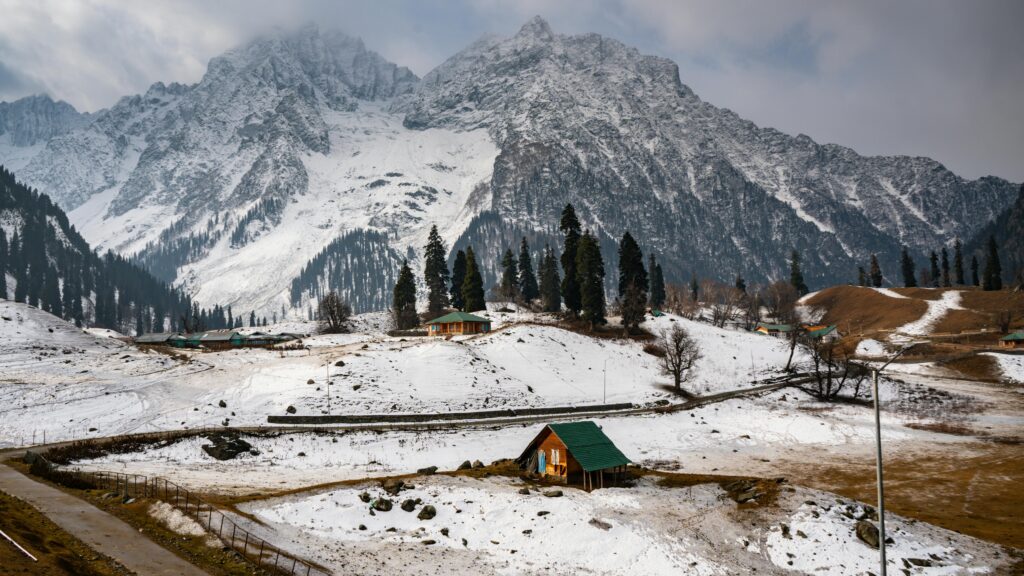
left=643, top=342, right=666, bottom=357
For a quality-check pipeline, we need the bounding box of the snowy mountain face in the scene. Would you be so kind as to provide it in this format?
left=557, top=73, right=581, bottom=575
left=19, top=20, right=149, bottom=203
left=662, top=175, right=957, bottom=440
left=0, top=18, right=1018, bottom=317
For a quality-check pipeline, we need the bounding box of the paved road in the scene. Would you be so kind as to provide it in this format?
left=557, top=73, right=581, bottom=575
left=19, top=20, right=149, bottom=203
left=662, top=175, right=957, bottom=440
left=0, top=460, right=209, bottom=576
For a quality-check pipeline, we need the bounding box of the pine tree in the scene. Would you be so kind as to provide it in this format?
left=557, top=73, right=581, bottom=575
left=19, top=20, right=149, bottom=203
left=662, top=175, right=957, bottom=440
left=42, top=267, right=62, bottom=316
left=249, top=311, right=256, bottom=327
left=953, top=239, right=965, bottom=285
left=790, top=250, right=808, bottom=295
left=462, top=247, right=486, bottom=312
left=983, top=235, right=1002, bottom=291
left=971, top=255, right=980, bottom=286
left=901, top=247, right=917, bottom=287
left=940, top=247, right=951, bottom=287
left=0, top=228, right=7, bottom=299
left=392, top=259, right=418, bottom=329
left=857, top=267, right=867, bottom=286
left=690, top=276, right=699, bottom=302
left=576, top=231, right=606, bottom=327
left=869, top=254, right=883, bottom=287
left=518, top=238, right=540, bottom=303
left=927, top=251, right=939, bottom=288
left=423, top=225, right=450, bottom=316
left=735, top=274, right=747, bottom=293
left=559, top=204, right=582, bottom=316
left=135, top=305, right=146, bottom=337
left=617, top=231, right=648, bottom=298
left=539, top=245, right=562, bottom=313
left=499, top=248, right=518, bottom=303
left=450, top=250, right=467, bottom=310
left=649, top=254, right=666, bottom=309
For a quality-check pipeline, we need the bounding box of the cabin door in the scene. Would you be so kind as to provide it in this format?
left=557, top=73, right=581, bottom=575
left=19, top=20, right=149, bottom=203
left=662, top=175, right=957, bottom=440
left=538, top=450, right=546, bottom=473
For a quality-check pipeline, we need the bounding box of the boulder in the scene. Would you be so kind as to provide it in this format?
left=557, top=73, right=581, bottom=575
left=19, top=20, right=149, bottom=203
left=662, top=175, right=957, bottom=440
left=589, top=518, right=612, bottom=531
left=856, top=520, right=880, bottom=549
left=201, top=434, right=255, bottom=461
left=472, top=460, right=484, bottom=469
left=382, top=478, right=405, bottom=495
left=285, top=405, right=297, bottom=414
left=417, top=466, right=438, bottom=475
left=401, top=499, right=418, bottom=512
left=218, top=400, right=227, bottom=408
left=517, top=488, right=531, bottom=495
left=457, top=460, right=472, bottom=471
left=358, top=492, right=371, bottom=503
left=417, top=505, right=437, bottom=520
left=372, top=498, right=393, bottom=512
left=536, top=510, right=550, bottom=517
left=543, top=490, right=563, bottom=498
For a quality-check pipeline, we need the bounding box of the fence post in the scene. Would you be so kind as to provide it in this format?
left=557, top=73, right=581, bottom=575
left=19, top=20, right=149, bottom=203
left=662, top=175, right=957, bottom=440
left=258, top=540, right=265, bottom=563
left=243, top=532, right=249, bottom=556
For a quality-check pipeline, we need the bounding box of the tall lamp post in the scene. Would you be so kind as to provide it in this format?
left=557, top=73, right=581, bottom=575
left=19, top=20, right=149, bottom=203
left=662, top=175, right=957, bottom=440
left=871, top=341, right=924, bottom=576
left=326, top=361, right=332, bottom=415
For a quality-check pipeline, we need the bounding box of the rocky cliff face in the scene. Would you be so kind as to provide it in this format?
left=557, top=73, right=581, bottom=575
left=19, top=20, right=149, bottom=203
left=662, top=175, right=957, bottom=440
left=0, top=95, right=87, bottom=147
left=0, top=18, right=1017, bottom=316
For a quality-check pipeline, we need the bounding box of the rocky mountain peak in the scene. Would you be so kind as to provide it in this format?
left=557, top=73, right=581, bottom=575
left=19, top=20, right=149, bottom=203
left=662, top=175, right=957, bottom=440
left=516, top=15, right=554, bottom=42
left=0, top=94, right=87, bottom=147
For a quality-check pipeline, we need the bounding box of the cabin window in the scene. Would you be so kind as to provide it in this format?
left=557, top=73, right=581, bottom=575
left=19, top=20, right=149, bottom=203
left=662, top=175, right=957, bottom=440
left=551, top=448, right=560, bottom=465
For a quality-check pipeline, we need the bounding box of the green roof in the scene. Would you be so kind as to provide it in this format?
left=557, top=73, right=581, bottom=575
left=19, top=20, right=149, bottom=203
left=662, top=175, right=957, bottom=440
left=425, top=311, right=491, bottom=324
left=806, top=325, right=838, bottom=338
left=547, top=421, right=631, bottom=472
left=1002, top=332, right=1024, bottom=341
left=756, top=323, right=793, bottom=332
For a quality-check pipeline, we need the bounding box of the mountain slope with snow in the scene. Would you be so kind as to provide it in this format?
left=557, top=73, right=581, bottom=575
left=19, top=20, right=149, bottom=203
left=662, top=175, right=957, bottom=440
left=0, top=18, right=1017, bottom=316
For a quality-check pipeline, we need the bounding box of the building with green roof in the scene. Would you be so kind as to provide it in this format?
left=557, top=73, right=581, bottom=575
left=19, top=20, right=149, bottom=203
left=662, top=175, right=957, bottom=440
left=518, top=421, right=631, bottom=490
left=425, top=311, right=491, bottom=336
left=1000, top=331, right=1024, bottom=349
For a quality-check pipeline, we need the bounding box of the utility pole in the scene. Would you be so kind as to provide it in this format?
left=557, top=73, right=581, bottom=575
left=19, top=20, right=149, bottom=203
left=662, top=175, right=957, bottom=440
left=603, top=358, right=608, bottom=404
left=871, top=341, right=924, bottom=576
left=326, top=361, right=331, bottom=415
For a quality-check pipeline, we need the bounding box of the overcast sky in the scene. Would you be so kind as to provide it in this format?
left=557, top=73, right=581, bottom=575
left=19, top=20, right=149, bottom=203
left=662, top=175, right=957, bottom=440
left=1, top=0, right=1022, bottom=181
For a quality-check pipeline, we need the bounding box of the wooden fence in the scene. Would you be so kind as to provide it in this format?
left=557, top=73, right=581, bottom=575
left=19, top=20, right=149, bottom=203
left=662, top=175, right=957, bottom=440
left=26, top=451, right=330, bottom=576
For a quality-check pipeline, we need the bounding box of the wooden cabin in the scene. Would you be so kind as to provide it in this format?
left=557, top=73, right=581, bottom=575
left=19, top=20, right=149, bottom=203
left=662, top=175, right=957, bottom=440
left=754, top=323, right=792, bottom=337
left=426, top=311, right=492, bottom=336
left=1000, top=332, right=1024, bottom=349
left=518, top=421, right=631, bottom=491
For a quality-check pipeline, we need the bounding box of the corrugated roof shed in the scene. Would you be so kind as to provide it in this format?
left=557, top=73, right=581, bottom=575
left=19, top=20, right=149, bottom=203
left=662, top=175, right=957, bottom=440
left=548, top=421, right=631, bottom=472
left=1001, top=331, right=1024, bottom=341
left=426, top=311, right=491, bottom=324
left=135, top=333, right=175, bottom=344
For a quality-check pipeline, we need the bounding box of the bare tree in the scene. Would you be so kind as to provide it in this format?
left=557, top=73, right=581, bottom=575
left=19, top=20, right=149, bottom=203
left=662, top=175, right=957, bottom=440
left=658, top=325, right=702, bottom=396
left=741, top=285, right=763, bottom=330
left=800, top=336, right=869, bottom=401
left=665, top=283, right=699, bottom=320
left=318, top=291, right=352, bottom=334
left=703, top=280, right=744, bottom=328
left=765, top=281, right=798, bottom=324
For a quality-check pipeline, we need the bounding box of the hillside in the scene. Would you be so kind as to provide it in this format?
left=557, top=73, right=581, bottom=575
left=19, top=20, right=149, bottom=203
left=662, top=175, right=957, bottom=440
left=0, top=19, right=1018, bottom=316
left=0, top=166, right=193, bottom=332
left=967, top=183, right=1024, bottom=285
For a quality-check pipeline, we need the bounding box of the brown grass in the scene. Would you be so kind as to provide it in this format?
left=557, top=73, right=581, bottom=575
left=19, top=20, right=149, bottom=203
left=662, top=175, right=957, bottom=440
left=0, top=489, right=130, bottom=576
left=939, top=354, right=1002, bottom=382
left=803, top=285, right=927, bottom=335
left=784, top=444, right=1024, bottom=549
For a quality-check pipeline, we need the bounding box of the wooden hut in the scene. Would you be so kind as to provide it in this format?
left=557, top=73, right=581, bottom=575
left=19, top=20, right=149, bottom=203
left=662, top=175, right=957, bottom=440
left=518, top=421, right=631, bottom=491
left=754, top=323, right=792, bottom=337
left=426, top=311, right=492, bottom=336
left=1000, top=332, right=1024, bottom=349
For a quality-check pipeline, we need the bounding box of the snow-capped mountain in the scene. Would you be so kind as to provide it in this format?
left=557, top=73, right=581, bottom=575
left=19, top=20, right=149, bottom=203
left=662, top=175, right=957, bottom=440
left=0, top=18, right=1018, bottom=317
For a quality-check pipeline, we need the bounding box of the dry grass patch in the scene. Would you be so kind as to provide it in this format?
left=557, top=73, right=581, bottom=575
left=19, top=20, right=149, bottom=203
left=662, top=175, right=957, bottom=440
left=939, top=354, right=1002, bottom=382
left=0, top=489, right=130, bottom=576
left=803, top=285, right=927, bottom=335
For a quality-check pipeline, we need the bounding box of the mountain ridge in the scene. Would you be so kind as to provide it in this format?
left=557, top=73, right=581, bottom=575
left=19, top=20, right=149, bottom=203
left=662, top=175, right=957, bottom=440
left=0, top=18, right=1018, bottom=316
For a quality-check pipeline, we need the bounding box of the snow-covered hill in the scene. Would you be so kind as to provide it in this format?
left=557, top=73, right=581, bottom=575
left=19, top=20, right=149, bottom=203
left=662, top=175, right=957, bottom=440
left=0, top=18, right=1018, bottom=316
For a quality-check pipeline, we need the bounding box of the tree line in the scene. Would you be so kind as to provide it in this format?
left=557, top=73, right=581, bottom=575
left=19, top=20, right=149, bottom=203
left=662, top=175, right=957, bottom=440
left=390, top=204, right=668, bottom=330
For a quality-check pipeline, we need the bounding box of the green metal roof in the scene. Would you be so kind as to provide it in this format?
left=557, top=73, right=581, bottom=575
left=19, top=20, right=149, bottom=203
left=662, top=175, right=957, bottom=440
left=756, top=323, right=793, bottom=332
left=1001, top=332, right=1024, bottom=341
left=425, top=311, right=491, bottom=324
left=805, top=325, right=838, bottom=338
left=548, top=421, right=631, bottom=472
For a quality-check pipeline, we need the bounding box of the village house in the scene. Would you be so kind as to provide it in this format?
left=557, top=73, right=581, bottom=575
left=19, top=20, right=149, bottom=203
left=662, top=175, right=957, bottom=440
left=518, top=421, right=631, bottom=491
left=999, top=331, right=1024, bottom=349
left=425, top=311, right=492, bottom=336
left=754, top=323, right=839, bottom=341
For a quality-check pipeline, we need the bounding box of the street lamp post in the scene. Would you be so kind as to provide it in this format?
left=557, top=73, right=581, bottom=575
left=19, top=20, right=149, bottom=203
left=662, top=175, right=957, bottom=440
left=871, top=341, right=924, bottom=576
left=603, top=358, right=608, bottom=404
left=326, top=361, right=332, bottom=415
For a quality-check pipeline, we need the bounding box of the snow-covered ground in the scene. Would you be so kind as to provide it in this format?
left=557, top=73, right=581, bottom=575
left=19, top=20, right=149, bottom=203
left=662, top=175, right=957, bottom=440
left=232, top=474, right=1009, bottom=575
left=986, top=352, right=1024, bottom=384
left=0, top=301, right=797, bottom=447
left=895, top=291, right=964, bottom=336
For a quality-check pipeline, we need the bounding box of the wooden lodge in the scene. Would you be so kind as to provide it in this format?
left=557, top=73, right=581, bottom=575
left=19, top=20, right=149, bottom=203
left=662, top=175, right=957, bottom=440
left=518, top=421, right=631, bottom=491
left=426, top=311, right=492, bottom=336
left=1000, top=332, right=1024, bottom=349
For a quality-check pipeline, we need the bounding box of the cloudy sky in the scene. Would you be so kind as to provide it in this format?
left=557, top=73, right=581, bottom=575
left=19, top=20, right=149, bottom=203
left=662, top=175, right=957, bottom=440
left=1, top=0, right=1022, bottom=181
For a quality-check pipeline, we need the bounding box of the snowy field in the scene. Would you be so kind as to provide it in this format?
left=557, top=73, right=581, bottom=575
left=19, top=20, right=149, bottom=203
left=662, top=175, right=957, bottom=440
left=231, top=474, right=1009, bottom=576
left=0, top=301, right=797, bottom=447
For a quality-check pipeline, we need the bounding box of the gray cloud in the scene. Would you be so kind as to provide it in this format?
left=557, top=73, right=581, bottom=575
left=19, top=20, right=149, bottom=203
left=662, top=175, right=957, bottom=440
left=0, top=0, right=1021, bottom=181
